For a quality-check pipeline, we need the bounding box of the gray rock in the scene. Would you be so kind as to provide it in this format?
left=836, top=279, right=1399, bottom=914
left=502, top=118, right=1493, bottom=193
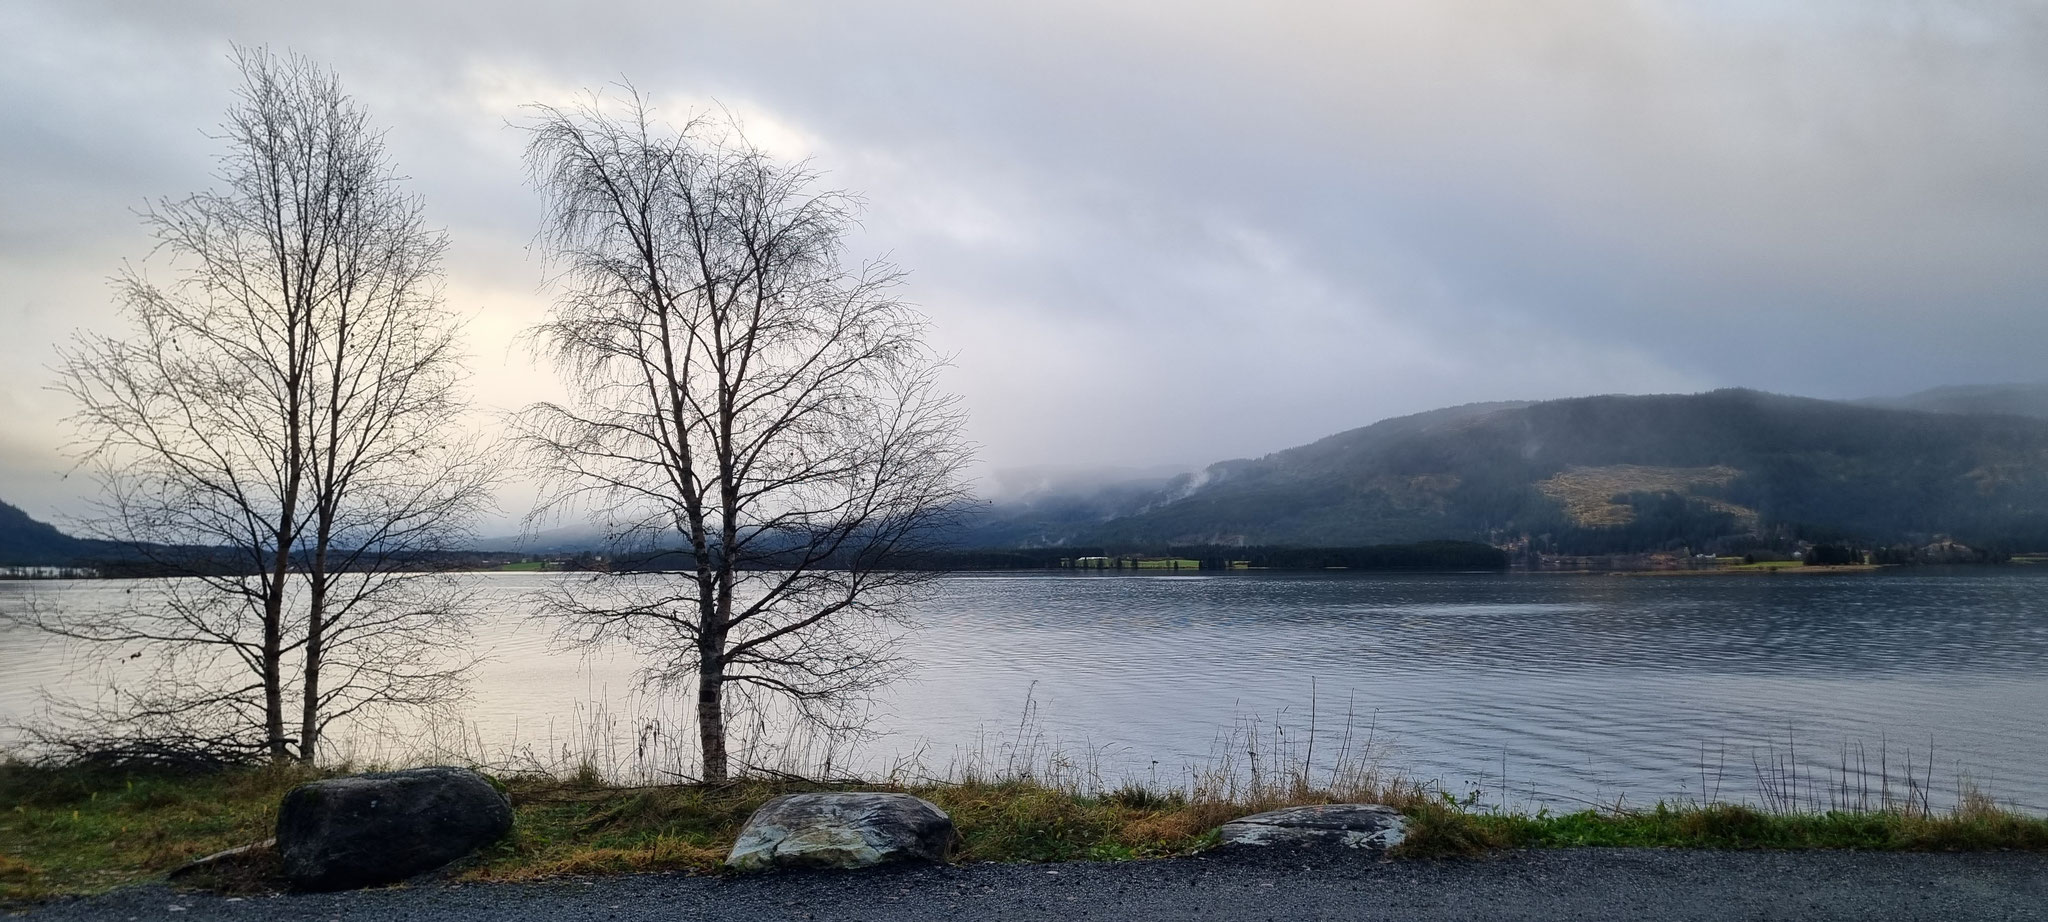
left=727, top=792, right=957, bottom=871
left=276, top=766, right=513, bottom=891
left=1218, top=804, right=1407, bottom=851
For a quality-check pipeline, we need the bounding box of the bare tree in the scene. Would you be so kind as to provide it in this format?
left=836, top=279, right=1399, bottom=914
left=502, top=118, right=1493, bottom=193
left=517, top=93, right=969, bottom=782
left=25, top=48, right=491, bottom=763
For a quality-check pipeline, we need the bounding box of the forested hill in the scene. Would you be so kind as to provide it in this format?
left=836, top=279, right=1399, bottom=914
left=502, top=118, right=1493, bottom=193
left=0, top=500, right=98, bottom=567
left=957, top=389, right=2048, bottom=553
left=1858, top=383, right=2048, bottom=420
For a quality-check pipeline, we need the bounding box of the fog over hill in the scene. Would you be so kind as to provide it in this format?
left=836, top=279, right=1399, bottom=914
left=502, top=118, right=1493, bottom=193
left=1858, top=383, right=2048, bottom=421
left=956, top=387, right=2048, bottom=553
left=11, top=385, right=2048, bottom=564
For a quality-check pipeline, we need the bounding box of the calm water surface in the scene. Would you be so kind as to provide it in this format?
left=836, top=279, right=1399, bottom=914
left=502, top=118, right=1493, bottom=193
left=4, top=568, right=2045, bottom=810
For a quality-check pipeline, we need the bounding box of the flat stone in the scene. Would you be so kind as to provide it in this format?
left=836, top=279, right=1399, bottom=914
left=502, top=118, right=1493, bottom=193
left=727, top=792, right=957, bottom=871
left=1218, top=804, right=1407, bottom=850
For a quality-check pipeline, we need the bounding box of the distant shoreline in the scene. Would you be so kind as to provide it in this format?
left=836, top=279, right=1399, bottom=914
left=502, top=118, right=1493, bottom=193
left=1599, top=564, right=1888, bottom=577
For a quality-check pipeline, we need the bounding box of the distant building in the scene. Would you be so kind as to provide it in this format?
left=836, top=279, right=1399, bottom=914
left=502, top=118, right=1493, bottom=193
left=1060, top=555, right=1199, bottom=570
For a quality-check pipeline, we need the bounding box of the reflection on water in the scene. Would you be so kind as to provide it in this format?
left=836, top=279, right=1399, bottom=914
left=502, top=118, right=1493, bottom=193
left=5, top=568, right=2047, bottom=810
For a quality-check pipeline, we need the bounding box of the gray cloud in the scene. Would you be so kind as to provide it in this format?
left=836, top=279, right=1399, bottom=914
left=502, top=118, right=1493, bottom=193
left=2, top=0, right=2043, bottom=523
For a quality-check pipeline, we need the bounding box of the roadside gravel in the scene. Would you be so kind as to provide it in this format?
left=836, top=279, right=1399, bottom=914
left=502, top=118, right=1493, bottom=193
left=17, top=847, right=2048, bottom=921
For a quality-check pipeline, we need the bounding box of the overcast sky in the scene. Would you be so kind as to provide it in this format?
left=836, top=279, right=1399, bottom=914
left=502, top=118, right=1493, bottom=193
left=3, top=1, right=2045, bottom=524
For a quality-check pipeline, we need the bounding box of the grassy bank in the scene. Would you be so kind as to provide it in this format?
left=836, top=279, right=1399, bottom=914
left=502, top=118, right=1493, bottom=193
left=5, top=760, right=2047, bottom=903
left=0, top=761, right=308, bottom=901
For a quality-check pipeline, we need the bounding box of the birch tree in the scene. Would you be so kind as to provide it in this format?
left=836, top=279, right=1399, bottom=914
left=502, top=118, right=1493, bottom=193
left=518, top=93, right=969, bottom=782
left=29, top=47, right=490, bottom=764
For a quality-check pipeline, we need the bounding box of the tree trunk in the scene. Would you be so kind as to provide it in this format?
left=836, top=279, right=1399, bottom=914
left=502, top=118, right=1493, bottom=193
left=262, top=598, right=287, bottom=761
left=696, top=632, right=727, bottom=782
left=303, top=378, right=340, bottom=764
left=300, top=573, right=326, bottom=763
left=262, top=483, right=299, bottom=761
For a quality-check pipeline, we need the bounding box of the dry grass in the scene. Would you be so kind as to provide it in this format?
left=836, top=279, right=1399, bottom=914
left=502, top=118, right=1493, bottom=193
left=8, top=704, right=2048, bottom=902
left=473, top=731, right=1435, bottom=879
left=8, top=755, right=2048, bottom=903
left=0, top=854, right=39, bottom=901
left=471, top=776, right=781, bottom=880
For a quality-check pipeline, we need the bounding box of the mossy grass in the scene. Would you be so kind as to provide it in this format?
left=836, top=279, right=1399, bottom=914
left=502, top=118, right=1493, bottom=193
left=7, top=761, right=2047, bottom=903
left=0, top=758, right=320, bottom=902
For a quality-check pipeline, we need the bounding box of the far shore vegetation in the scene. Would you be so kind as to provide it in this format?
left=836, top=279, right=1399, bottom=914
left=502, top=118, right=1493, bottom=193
left=22, top=537, right=2040, bottom=581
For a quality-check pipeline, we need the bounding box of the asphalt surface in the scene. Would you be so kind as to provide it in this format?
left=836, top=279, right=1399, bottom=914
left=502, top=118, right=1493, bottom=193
left=15, top=848, right=2048, bottom=921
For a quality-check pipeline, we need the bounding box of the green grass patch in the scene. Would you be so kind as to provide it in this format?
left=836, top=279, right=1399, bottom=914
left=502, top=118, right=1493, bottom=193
left=0, top=760, right=318, bottom=902
left=1388, top=797, right=2048, bottom=856
left=471, top=776, right=771, bottom=879
left=7, top=761, right=2048, bottom=902
left=470, top=775, right=1224, bottom=880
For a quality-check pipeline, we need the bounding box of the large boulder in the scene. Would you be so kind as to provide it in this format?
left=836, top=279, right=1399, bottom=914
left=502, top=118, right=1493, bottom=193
left=1218, top=804, right=1407, bottom=851
left=727, top=792, right=957, bottom=871
left=276, top=766, right=513, bottom=891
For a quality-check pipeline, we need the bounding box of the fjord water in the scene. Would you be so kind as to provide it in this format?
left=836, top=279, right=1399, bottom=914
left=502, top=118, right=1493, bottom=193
left=4, top=568, right=2046, bottom=811
left=890, top=569, right=2048, bottom=811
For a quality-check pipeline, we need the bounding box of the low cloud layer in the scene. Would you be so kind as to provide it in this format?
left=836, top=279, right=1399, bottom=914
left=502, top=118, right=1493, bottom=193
left=3, top=1, right=2044, bottom=521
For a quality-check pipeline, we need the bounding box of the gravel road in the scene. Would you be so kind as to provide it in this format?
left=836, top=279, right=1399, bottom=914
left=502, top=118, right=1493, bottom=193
left=18, top=848, right=2048, bottom=921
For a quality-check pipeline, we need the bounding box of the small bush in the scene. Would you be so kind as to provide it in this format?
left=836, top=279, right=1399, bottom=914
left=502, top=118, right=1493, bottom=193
left=1107, top=783, right=1184, bottom=811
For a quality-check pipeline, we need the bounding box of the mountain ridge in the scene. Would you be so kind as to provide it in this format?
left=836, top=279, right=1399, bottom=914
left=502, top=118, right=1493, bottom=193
left=1857, top=382, right=2048, bottom=420
left=958, top=387, right=2048, bottom=553
left=10, top=385, right=2048, bottom=564
left=0, top=499, right=100, bottom=567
